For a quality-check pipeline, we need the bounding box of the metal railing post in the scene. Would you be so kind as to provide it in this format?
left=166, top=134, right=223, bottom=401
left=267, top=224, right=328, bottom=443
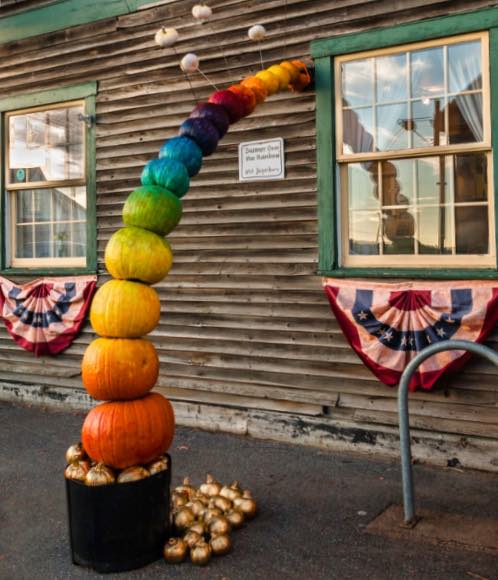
left=398, top=339, right=498, bottom=526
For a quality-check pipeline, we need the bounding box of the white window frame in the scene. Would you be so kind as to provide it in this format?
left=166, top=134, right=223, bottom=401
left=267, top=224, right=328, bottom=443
left=335, top=31, right=495, bottom=268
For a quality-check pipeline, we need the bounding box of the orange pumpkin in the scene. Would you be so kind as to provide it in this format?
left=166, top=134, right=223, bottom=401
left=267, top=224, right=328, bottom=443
left=90, top=280, right=160, bottom=338
left=105, top=226, right=173, bottom=285
left=82, top=338, right=159, bottom=400
left=241, top=77, right=268, bottom=104
left=82, top=393, right=175, bottom=469
left=289, top=59, right=312, bottom=92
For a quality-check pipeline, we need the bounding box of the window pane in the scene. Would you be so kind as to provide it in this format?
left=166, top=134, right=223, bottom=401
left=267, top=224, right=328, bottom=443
left=342, top=59, right=373, bottom=107
left=342, top=107, right=374, bottom=154
left=411, top=47, right=444, bottom=98
left=448, top=40, right=482, bottom=93
left=416, top=157, right=452, bottom=206
left=347, top=162, right=379, bottom=210
left=34, top=189, right=51, bottom=222
left=16, top=190, right=33, bottom=223
left=380, top=159, right=413, bottom=206
left=418, top=205, right=453, bottom=254
left=455, top=206, right=488, bottom=254
left=34, top=224, right=51, bottom=258
left=16, top=225, right=33, bottom=258
left=454, top=153, right=487, bottom=202
left=72, top=223, right=86, bottom=257
left=12, top=186, right=87, bottom=262
left=349, top=211, right=380, bottom=255
left=412, top=98, right=446, bottom=148
left=383, top=209, right=415, bottom=254
left=376, top=103, right=408, bottom=150
left=448, top=93, right=483, bottom=143
left=8, top=104, right=84, bottom=184
left=54, top=223, right=72, bottom=258
left=376, top=53, right=408, bottom=103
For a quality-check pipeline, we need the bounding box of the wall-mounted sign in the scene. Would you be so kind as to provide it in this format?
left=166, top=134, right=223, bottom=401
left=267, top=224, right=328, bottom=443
left=238, top=137, right=284, bottom=181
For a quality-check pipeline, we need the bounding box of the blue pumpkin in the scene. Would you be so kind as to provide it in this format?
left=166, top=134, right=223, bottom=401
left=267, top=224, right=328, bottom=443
left=159, top=136, right=203, bottom=177
left=179, top=118, right=219, bottom=156
left=141, top=158, right=190, bottom=198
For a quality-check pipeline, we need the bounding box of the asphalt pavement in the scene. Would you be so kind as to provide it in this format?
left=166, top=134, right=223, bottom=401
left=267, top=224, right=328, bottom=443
left=1, top=401, right=497, bottom=580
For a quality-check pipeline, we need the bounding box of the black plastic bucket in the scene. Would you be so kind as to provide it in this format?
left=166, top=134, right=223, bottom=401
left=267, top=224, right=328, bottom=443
left=66, top=456, right=171, bottom=573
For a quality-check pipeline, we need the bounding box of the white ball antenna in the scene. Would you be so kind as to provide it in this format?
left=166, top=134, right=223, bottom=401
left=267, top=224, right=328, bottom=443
left=248, top=24, right=266, bottom=41
left=192, top=4, right=212, bottom=21
left=180, top=53, right=200, bottom=73
left=154, top=27, right=179, bottom=48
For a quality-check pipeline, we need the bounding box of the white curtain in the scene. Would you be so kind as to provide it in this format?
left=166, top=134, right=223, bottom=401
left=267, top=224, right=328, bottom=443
left=448, top=42, right=483, bottom=142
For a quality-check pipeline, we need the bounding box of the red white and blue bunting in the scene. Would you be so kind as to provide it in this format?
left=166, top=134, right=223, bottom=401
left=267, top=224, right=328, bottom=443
left=0, top=276, right=96, bottom=356
left=323, top=278, right=498, bottom=391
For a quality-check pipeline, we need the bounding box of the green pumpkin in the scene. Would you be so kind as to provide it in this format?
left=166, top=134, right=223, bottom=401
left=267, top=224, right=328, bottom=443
left=122, top=185, right=182, bottom=236
left=105, top=226, right=173, bottom=284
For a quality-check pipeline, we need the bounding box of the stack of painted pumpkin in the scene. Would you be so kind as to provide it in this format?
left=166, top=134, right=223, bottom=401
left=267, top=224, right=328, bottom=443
left=78, top=59, right=311, bottom=472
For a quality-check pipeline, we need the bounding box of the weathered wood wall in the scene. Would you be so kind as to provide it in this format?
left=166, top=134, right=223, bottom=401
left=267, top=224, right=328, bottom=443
left=2, top=0, right=498, bottom=470
left=0, top=0, right=55, bottom=17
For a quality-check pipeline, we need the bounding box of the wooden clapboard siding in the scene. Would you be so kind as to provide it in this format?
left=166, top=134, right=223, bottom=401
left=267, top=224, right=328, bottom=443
left=0, top=1, right=55, bottom=17
left=2, top=0, right=498, bottom=469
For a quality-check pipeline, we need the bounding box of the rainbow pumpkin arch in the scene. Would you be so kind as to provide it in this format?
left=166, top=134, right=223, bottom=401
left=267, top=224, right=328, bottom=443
left=80, top=60, right=312, bottom=470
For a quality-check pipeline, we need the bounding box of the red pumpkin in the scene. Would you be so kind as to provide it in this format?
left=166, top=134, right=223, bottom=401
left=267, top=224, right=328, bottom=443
left=82, top=393, right=175, bottom=469
left=227, top=84, right=257, bottom=117
left=90, top=280, right=160, bottom=338
left=82, top=338, right=159, bottom=400
left=208, top=90, right=246, bottom=123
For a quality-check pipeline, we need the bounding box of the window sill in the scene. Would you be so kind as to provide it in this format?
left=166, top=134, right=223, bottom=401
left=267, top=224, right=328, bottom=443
left=0, top=267, right=97, bottom=277
left=318, top=267, right=498, bottom=280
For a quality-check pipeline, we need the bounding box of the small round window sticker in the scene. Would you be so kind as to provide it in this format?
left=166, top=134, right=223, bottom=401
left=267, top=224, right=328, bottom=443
left=16, top=169, right=26, bottom=182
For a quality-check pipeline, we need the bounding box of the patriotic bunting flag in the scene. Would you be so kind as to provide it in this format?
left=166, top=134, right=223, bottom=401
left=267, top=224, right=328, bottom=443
left=0, top=276, right=97, bottom=356
left=323, top=278, right=498, bottom=391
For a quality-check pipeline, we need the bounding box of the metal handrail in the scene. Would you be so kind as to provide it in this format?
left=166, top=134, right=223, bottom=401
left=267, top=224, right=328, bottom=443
left=398, top=339, right=498, bottom=525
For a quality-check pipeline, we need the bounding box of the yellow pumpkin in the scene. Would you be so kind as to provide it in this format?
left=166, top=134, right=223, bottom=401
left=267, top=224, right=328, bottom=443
left=279, top=61, right=301, bottom=83
left=255, top=70, right=280, bottom=95
left=266, top=65, right=292, bottom=91
left=90, top=280, right=160, bottom=338
left=105, top=226, right=173, bottom=285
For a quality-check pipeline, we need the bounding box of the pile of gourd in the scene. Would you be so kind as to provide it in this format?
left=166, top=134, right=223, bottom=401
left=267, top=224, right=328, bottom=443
left=165, top=474, right=257, bottom=566
left=64, top=442, right=169, bottom=485
left=70, top=59, right=311, bottom=475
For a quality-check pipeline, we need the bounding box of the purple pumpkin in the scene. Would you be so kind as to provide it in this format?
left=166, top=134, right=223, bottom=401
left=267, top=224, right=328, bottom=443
left=189, top=102, right=230, bottom=138
left=208, top=90, right=246, bottom=123
left=179, top=118, right=219, bottom=156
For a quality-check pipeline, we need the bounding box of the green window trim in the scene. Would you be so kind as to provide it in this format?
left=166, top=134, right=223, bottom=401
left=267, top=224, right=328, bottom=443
left=312, top=6, right=498, bottom=279
left=0, top=81, right=97, bottom=276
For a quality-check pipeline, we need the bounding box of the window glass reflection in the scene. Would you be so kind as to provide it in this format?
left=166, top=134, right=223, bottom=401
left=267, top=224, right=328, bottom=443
left=418, top=205, right=453, bottom=254
left=342, top=59, right=373, bottom=107
left=455, top=206, right=488, bottom=254
left=376, top=103, right=408, bottom=151
left=454, top=153, right=487, bottom=202
left=342, top=108, right=374, bottom=154
left=348, top=163, right=379, bottom=210
left=376, top=53, right=408, bottom=102
left=411, top=47, right=444, bottom=98
left=8, top=105, right=84, bottom=184
left=349, top=211, right=381, bottom=255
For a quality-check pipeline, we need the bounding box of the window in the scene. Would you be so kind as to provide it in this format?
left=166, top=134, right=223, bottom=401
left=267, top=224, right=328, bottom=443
left=337, top=33, right=492, bottom=268
left=312, top=8, right=498, bottom=277
left=0, top=83, right=96, bottom=272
